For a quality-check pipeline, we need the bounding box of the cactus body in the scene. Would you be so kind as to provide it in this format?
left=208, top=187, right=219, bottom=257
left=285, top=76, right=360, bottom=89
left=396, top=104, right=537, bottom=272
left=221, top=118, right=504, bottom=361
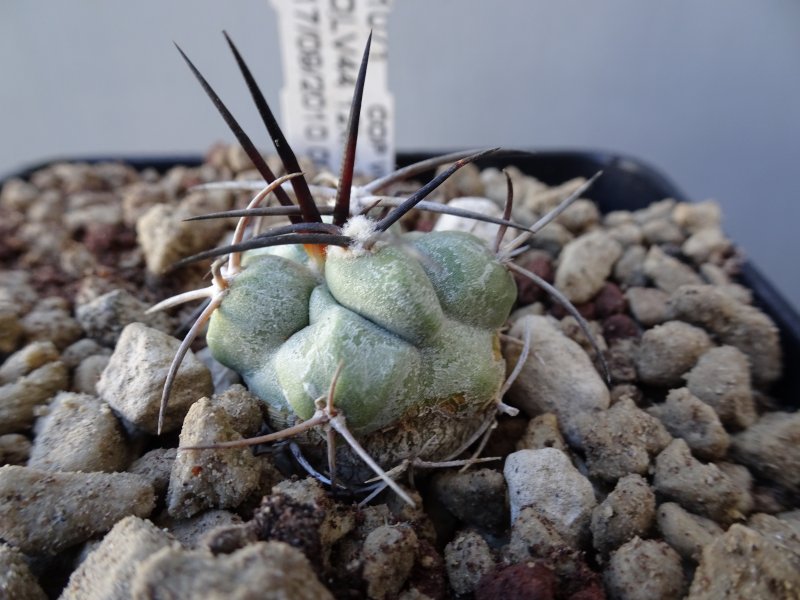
left=206, top=230, right=516, bottom=472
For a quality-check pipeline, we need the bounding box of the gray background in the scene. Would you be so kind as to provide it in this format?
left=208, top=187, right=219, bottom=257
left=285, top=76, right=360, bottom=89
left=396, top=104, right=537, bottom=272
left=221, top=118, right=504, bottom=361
left=2, top=1, right=798, bottom=311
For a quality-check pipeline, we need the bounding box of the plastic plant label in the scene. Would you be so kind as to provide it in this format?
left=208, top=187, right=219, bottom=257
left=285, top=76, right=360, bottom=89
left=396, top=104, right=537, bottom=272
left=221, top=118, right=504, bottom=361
left=270, top=0, right=394, bottom=178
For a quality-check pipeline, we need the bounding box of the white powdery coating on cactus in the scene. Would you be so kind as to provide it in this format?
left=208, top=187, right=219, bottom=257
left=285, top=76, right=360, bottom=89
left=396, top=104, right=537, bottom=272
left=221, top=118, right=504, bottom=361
left=329, top=215, right=379, bottom=258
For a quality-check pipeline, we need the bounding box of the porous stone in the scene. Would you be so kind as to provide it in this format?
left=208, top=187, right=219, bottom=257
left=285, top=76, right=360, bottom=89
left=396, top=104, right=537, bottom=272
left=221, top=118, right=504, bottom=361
left=555, top=198, right=600, bottom=234
left=607, top=222, right=644, bottom=248
left=641, top=218, right=685, bottom=246
left=506, top=315, right=609, bottom=443
left=685, top=345, right=756, bottom=429
left=635, top=320, right=712, bottom=387
left=668, top=284, right=782, bottom=385
left=747, top=512, right=800, bottom=557
left=642, top=245, right=703, bottom=294
left=128, top=448, right=177, bottom=499
left=0, top=340, right=60, bottom=384
left=61, top=516, right=177, bottom=600
left=654, top=439, right=752, bottom=523
left=0, top=360, right=68, bottom=434
left=72, top=354, right=110, bottom=394
left=515, top=412, right=568, bottom=454
left=28, top=392, right=128, bottom=473
left=362, top=525, right=418, bottom=600
left=434, top=196, right=506, bottom=246
left=164, top=509, right=244, bottom=549
left=613, top=245, right=647, bottom=288
left=647, top=387, right=730, bottom=460
left=604, top=537, right=685, bottom=600
left=97, top=323, right=212, bottom=434
left=687, top=524, right=800, bottom=599
left=672, top=200, right=722, bottom=233
left=166, top=398, right=260, bottom=518
left=61, top=338, right=109, bottom=369
left=633, top=199, right=676, bottom=224
left=0, top=306, right=23, bottom=354
left=682, top=227, right=731, bottom=265
left=130, top=541, right=333, bottom=599
left=591, top=474, right=656, bottom=556
left=0, top=543, right=47, bottom=600
left=554, top=230, right=622, bottom=303
left=0, top=433, right=31, bottom=465
left=625, top=287, right=669, bottom=327
left=731, top=411, right=800, bottom=494
left=209, top=384, right=263, bottom=437
left=656, top=502, right=723, bottom=562
left=21, top=297, right=83, bottom=350
left=76, top=288, right=172, bottom=346
left=504, top=448, right=596, bottom=546
left=0, top=465, right=154, bottom=555
left=431, top=468, right=508, bottom=531
left=136, top=191, right=232, bottom=275
left=444, top=530, right=495, bottom=596
left=575, top=398, right=671, bottom=482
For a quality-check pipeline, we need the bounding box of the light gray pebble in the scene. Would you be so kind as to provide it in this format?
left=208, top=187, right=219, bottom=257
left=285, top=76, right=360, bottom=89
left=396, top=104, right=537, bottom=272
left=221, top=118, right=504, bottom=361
left=431, top=468, right=508, bottom=531
left=444, top=530, right=495, bottom=596
left=21, top=297, right=83, bottom=350
left=0, top=543, right=47, bottom=600
left=128, top=448, right=177, bottom=499
left=0, top=306, right=23, bottom=354
left=554, top=198, right=600, bottom=234
left=672, top=200, right=722, bottom=233
left=161, top=509, right=243, bottom=549
left=633, top=199, right=676, bottom=224
left=641, top=218, right=685, bottom=246
left=72, top=354, right=110, bottom=394
left=362, top=525, right=418, bottom=600
left=0, top=360, right=68, bottom=435
left=604, top=210, right=634, bottom=227
left=687, top=524, right=800, bottom=600
left=61, top=338, right=109, bottom=369
left=505, top=506, right=572, bottom=565
left=635, top=320, right=712, bottom=387
left=97, top=323, right=212, bottom=434
left=76, top=289, right=173, bottom=346
left=515, top=412, right=568, bottom=454
left=575, top=398, right=671, bottom=482
left=60, top=516, right=177, bottom=600
left=612, top=245, right=647, bottom=288
left=731, top=411, right=800, bottom=494
left=625, top=287, right=669, bottom=327
left=136, top=191, right=232, bottom=275
left=0, top=270, right=38, bottom=313
left=506, top=316, right=609, bottom=444
left=605, top=537, right=685, bottom=600
left=209, top=384, right=263, bottom=438
left=0, top=177, right=39, bottom=210
left=668, top=284, right=782, bottom=385
left=654, top=439, right=752, bottom=523
left=747, top=512, right=800, bottom=556
left=647, top=387, right=730, bottom=460
left=656, top=502, right=723, bottom=562
left=555, top=230, right=623, bottom=303
left=166, top=398, right=260, bottom=519
left=591, top=474, right=656, bottom=556
left=121, top=181, right=171, bottom=227
left=643, top=245, right=703, bottom=294
left=28, top=392, right=128, bottom=473
left=607, top=222, right=643, bottom=248
left=685, top=346, right=756, bottom=429
left=434, top=197, right=506, bottom=247
left=130, top=541, right=333, bottom=599
left=0, top=340, right=60, bottom=384
left=0, top=465, right=154, bottom=555
left=436, top=161, right=485, bottom=200
left=504, top=448, right=596, bottom=546
left=527, top=221, right=574, bottom=257
left=0, top=433, right=31, bottom=465
left=682, top=227, right=731, bottom=265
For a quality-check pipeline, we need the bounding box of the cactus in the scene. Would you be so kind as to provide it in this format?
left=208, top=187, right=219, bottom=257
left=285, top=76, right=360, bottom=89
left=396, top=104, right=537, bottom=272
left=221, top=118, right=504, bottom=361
left=151, top=33, right=603, bottom=503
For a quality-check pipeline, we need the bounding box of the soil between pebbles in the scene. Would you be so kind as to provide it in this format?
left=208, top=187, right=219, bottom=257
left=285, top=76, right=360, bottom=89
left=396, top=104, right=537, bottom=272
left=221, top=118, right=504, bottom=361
left=1, top=146, right=799, bottom=599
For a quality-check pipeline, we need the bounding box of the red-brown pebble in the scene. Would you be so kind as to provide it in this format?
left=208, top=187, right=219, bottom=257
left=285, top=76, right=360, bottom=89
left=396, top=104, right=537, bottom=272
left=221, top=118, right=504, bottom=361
left=594, top=282, right=627, bottom=318
left=515, top=252, right=555, bottom=305
left=603, top=314, right=640, bottom=342
left=475, top=561, right=556, bottom=600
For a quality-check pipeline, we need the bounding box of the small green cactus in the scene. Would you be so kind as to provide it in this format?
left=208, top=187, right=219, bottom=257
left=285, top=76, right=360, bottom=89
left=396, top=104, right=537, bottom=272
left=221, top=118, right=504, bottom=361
left=152, top=33, right=601, bottom=503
